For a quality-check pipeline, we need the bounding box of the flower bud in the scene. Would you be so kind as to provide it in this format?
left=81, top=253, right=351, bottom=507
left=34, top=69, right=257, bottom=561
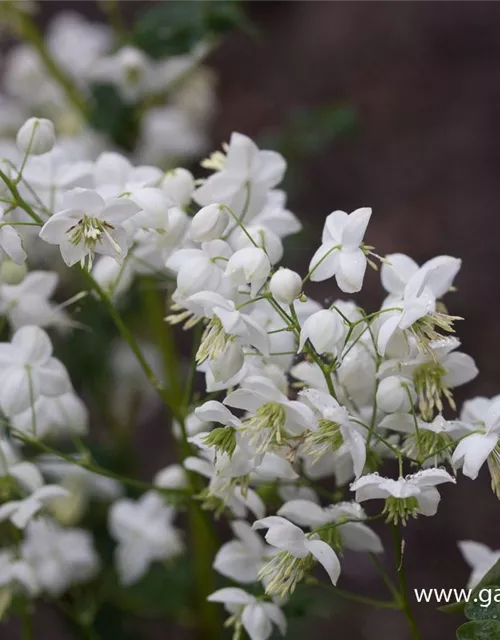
left=154, top=464, right=188, bottom=490
left=231, top=225, right=283, bottom=264
left=16, top=117, right=55, bottom=155
left=270, top=268, right=302, bottom=304
left=224, top=247, right=271, bottom=297
left=209, top=342, right=244, bottom=383
left=160, top=168, right=195, bottom=206
left=0, top=259, right=27, bottom=285
left=376, top=376, right=415, bottom=413
left=190, top=204, right=229, bottom=243
left=298, top=309, right=345, bottom=354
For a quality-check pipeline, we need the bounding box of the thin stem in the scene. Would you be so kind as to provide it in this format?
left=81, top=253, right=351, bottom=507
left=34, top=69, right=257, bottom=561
left=21, top=602, right=32, bottom=640
left=393, top=525, right=421, bottom=640
left=315, top=581, right=400, bottom=610
left=369, top=553, right=401, bottom=603
left=0, top=169, right=43, bottom=224
left=14, top=431, right=185, bottom=498
left=81, top=269, right=184, bottom=424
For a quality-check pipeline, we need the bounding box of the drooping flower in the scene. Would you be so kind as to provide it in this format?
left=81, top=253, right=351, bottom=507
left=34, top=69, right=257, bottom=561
left=208, top=587, right=286, bottom=640
left=308, top=208, right=372, bottom=292
left=458, top=540, right=500, bottom=589
left=109, top=491, right=184, bottom=585
left=39, top=188, right=137, bottom=268
left=350, top=469, right=456, bottom=525
left=253, top=515, right=341, bottom=597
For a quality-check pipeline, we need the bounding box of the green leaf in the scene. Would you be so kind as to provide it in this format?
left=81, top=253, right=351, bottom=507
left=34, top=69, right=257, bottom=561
left=133, top=0, right=250, bottom=59
left=441, top=558, right=500, bottom=614
left=88, top=83, right=139, bottom=151
left=465, top=586, right=500, bottom=621
left=457, top=620, right=500, bottom=639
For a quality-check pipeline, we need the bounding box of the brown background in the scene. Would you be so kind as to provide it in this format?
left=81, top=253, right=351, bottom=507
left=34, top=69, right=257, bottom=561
left=6, top=2, right=500, bottom=639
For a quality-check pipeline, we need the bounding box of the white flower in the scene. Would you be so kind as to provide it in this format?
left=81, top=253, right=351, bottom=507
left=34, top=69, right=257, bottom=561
left=300, top=388, right=366, bottom=478
left=350, top=469, right=456, bottom=524
left=380, top=336, right=478, bottom=420
left=188, top=290, right=270, bottom=360
left=91, top=46, right=153, bottom=102
left=452, top=396, right=500, bottom=496
left=0, top=208, right=26, bottom=265
left=11, top=392, right=88, bottom=439
left=190, top=204, right=229, bottom=243
left=167, top=239, right=232, bottom=297
left=93, top=152, right=162, bottom=201
left=16, top=117, right=55, bottom=155
left=224, top=247, right=271, bottom=297
left=230, top=225, right=283, bottom=265
left=253, top=515, right=341, bottom=591
left=194, top=132, right=286, bottom=220
left=153, top=464, right=188, bottom=490
left=0, top=271, right=68, bottom=329
left=224, top=376, right=314, bottom=453
left=0, top=550, right=38, bottom=597
left=0, top=438, right=43, bottom=492
left=22, top=517, right=99, bottom=596
left=458, top=540, right=500, bottom=589
left=160, top=168, right=195, bottom=207
left=39, top=188, right=137, bottom=268
left=92, top=255, right=135, bottom=299
left=380, top=413, right=460, bottom=464
left=213, top=520, right=275, bottom=583
left=0, top=485, right=69, bottom=528
left=208, top=587, right=286, bottom=640
left=381, top=253, right=461, bottom=301
left=308, top=208, right=372, bottom=292
left=277, top=500, right=383, bottom=553
left=109, top=491, right=184, bottom=585
left=22, top=148, right=93, bottom=210
left=270, top=268, right=302, bottom=304
left=376, top=375, right=416, bottom=414
left=0, top=325, right=71, bottom=416
left=46, top=12, right=111, bottom=78
left=297, top=308, right=346, bottom=355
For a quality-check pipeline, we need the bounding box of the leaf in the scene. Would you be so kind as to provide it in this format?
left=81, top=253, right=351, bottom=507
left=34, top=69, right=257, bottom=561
left=441, top=558, right=500, bottom=614
left=133, top=0, right=250, bottom=59
left=457, top=620, right=500, bottom=639
left=464, top=586, right=500, bottom=622
left=88, top=84, right=140, bottom=151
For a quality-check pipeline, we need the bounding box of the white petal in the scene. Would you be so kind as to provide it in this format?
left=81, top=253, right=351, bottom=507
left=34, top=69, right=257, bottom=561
left=458, top=541, right=496, bottom=570
left=277, top=500, right=327, bottom=528
left=242, top=603, right=273, bottom=640
left=308, top=243, right=339, bottom=282
left=381, top=253, right=419, bottom=295
left=443, top=353, right=478, bottom=388
left=341, top=207, right=371, bottom=250
left=305, top=538, right=341, bottom=585
left=12, top=326, right=52, bottom=363
left=207, top=587, right=255, bottom=605
left=452, top=433, right=498, bottom=480
left=0, top=226, right=26, bottom=264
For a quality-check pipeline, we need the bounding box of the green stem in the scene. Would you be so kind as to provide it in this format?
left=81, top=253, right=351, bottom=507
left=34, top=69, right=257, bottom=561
left=315, top=581, right=400, bottom=610
left=0, top=169, right=43, bottom=224
left=81, top=270, right=184, bottom=424
left=143, top=277, right=218, bottom=640
left=393, top=525, right=421, bottom=640
left=21, top=605, right=32, bottom=640
left=13, top=9, right=88, bottom=117
left=14, top=431, right=184, bottom=499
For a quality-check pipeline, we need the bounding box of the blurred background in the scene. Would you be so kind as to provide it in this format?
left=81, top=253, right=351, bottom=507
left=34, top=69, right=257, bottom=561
left=4, top=1, right=500, bottom=639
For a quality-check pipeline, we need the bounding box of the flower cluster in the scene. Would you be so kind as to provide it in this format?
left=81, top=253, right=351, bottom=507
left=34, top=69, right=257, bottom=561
left=0, top=109, right=494, bottom=640
left=0, top=8, right=214, bottom=166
